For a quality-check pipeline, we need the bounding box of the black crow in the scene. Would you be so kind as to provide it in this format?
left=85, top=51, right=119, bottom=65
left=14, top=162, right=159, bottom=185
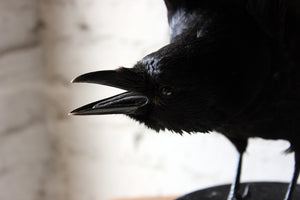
left=71, top=0, right=300, bottom=199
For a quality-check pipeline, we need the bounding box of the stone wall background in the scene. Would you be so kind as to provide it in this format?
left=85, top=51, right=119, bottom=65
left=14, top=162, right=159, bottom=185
left=0, top=0, right=295, bottom=200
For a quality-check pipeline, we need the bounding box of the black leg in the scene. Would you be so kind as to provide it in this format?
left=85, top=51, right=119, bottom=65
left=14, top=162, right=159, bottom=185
left=226, top=137, right=248, bottom=200
left=284, top=151, right=300, bottom=200
left=227, top=152, right=245, bottom=200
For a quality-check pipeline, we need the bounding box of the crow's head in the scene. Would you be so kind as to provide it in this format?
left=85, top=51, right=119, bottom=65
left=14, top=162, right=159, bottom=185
left=70, top=39, right=233, bottom=134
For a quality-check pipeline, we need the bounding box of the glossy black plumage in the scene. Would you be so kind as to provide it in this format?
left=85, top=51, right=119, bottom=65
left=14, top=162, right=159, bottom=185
left=71, top=1, right=300, bottom=199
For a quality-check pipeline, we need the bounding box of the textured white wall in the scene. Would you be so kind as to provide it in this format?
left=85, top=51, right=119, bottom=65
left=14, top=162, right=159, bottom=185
left=0, top=0, right=50, bottom=200
left=0, top=0, right=296, bottom=200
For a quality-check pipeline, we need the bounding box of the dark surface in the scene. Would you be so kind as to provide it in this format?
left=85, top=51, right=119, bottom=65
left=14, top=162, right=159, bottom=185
left=175, top=182, right=300, bottom=200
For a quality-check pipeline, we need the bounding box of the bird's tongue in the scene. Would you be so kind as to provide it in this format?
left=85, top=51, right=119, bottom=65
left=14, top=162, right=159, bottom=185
left=70, top=92, right=148, bottom=115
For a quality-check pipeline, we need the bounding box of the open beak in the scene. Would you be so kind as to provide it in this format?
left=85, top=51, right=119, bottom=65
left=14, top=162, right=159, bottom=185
left=70, top=69, right=149, bottom=115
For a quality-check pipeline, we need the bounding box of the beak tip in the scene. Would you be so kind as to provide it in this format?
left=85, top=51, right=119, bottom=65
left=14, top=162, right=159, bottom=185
left=68, top=111, right=77, bottom=116
left=71, top=77, right=78, bottom=83
left=71, top=73, right=87, bottom=83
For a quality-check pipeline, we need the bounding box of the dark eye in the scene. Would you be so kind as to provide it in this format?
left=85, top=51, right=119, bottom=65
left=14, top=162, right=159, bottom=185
left=160, top=87, right=173, bottom=96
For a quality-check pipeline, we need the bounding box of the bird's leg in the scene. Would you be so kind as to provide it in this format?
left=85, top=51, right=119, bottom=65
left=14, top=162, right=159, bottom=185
left=227, top=138, right=249, bottom=200
left=227, top=152, right=245, bottom=200
left=284, top=151, right=300, bottom=200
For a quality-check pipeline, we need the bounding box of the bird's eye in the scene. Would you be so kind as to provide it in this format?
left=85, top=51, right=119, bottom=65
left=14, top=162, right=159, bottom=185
left=160, top=87, right=173, bottom=96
